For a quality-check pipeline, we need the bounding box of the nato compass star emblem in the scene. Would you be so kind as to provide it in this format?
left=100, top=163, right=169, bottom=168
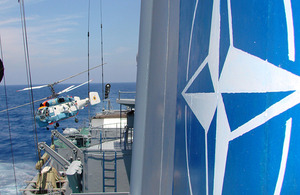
left=181, top=0, right=299, bottom=194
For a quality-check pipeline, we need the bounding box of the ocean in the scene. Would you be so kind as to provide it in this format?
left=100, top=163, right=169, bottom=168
left=0, top=82, right=136, bottom=194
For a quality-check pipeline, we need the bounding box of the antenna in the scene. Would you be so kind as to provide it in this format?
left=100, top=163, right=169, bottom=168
left=100, top=0, right=105, bottom=111
left=87, top=0, right=91, bottom=119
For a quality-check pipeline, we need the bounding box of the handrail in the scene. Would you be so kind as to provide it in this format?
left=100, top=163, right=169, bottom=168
left=91, top=121, right=126, bottom=129
left=89, top=125, right=130, bottom=150
left=115, top=151, right=117, bottom=192
left=117, top=91, right=136, bottom=100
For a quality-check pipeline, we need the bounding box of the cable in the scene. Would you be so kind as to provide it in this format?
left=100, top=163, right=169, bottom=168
left=0, top=96, right=47, bottom=113
left=18, top=0, right=42, bottom=191
left=87, top=0, right=91, bottom=119
left=0, top=35, right=18, bottom=195
left=100, top=0, right=105, bottom=111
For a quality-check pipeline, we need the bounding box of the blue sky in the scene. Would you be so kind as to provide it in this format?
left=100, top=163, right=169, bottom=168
left=0, top=0, right=140, bottom=85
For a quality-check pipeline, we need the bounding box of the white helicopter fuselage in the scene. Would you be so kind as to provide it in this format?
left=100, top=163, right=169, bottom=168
left=35, top=92, right=100, bottom=127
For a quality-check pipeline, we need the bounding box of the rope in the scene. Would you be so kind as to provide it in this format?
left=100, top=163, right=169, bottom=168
left=18, top=0, right=42, bottom=191
left=0, top=36, right=18, bottom=195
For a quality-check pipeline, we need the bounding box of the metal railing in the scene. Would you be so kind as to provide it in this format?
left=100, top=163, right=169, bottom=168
left=117, top=91, right=135, bottom=150
left=89, top=123, right=131, bottom=151
left=117, top=91, right=136, bottom=100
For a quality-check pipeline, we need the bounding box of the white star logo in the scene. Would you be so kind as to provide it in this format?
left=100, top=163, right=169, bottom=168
left=182, top=0, right=299, bottom=194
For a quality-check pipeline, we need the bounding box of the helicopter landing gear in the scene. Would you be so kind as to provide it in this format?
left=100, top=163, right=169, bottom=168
left=75, top=118, right=79, bottom=123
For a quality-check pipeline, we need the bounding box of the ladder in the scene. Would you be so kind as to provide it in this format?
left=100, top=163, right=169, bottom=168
left=103, top=151, right=117, bottom=192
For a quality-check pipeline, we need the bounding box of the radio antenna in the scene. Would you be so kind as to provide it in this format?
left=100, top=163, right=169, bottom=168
left=100, top=0, right=105, bottom=111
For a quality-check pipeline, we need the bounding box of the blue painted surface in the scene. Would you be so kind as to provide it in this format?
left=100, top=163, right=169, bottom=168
left=35, top=96, right=78, bottom=127
left=222, top=92, right=293, bottom=131
left=173, top=0, right=300, bottom=194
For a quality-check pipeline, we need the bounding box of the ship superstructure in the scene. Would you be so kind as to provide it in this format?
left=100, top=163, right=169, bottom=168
left=17, top=0, right=300, bottom=194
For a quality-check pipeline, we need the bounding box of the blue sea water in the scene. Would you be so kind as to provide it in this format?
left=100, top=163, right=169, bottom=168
left=0, top=82, right=136, bottom=194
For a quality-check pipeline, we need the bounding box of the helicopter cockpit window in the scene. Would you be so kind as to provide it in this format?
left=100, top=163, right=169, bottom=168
left=48, top=107, right=54, bottom=116
left=36, top=108, right=46, bottom=120
left=37, top=109, right=43, bottom=116
left=58, top=98, right=65, bottom=103
left=45, top=109, right=50, bottom=116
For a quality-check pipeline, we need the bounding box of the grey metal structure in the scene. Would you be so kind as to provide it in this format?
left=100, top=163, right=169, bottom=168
left=130, top=0, right=179, bottom=194
left=23, top=97, right=134, bottom=194
left=52, top=130, right=84, bottom=162
left=38, top=142, right=70, bottom=168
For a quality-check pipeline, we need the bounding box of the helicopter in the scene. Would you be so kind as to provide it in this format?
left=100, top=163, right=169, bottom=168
left=35, top=91, right=100, bottom=128
left=16, top=79, right=101, bottom=128
left=11, top=64, right=104, bottom=128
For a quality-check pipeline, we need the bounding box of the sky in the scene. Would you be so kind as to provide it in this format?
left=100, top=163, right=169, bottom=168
left=0, top=0, right=140, bottom=85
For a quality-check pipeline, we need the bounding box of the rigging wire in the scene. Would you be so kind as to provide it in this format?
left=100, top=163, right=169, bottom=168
left=87, top=0, right=91, bottom=119
left=0, top=36, right=18, bottom=195
left=0, top=64, right=105, bottom=113
left=100, top=0, right=105, bottom=111
left=0, top=96, right=47, bottom=113
left=18, top=0, right=42, bottom=191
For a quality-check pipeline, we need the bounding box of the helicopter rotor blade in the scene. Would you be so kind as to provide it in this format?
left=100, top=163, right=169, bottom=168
left=16, top=63, right=105, bottom=93
left=59, top=80, right=92, bottom=95
left=2, top=80, right=92, bottom=113
left=17, top=84, right=49, bottom=92
left=53, top=64, right=105, bottom=85
left=57, top=85, right=75, bottom=95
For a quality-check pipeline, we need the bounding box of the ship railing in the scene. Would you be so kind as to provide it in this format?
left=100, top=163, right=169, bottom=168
left=117, top=90, right=135, bottom=151
left=117, top=90, right=136, bottom=100
left=89, top=123, right=132, bottom=150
